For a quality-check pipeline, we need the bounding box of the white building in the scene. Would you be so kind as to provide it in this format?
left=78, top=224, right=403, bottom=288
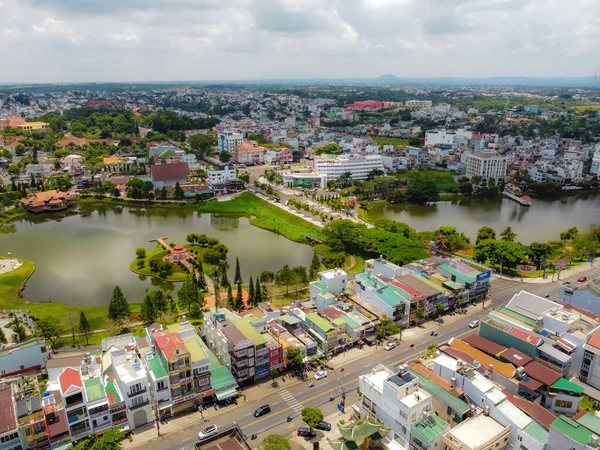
left=359, top=364, right=436, bottom=448
left=425, top=129, right=473, bottom=147
left=466, top=152, right=507, bottom=181
left=590, top=149, right=600, bottom=175
left=309, top=268, right=347, bottom=310
left=57, top=367, right=92, bottom=441
left=364, top=258, right=409, bottom=280
left=314, top=153, right=385, bottom=182
left=217, top=131, right=243, bottom=152
left=443, top=413, right=511, bottom=450
left=405, top=100, right=433, bottom=109
left=207, top=166, right=236, bottom=189
left=0, top=337, right=49, bottom=378
left=353, top=272, right=411, bottom=328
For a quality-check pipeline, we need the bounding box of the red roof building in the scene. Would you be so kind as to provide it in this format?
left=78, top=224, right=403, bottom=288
left=503, top=390, right=557, bottom=429
left=500, top=347, right=533, bottom=367
left=523, top=361, right=561, bottom=386
left=154, top=333, right=187, bottom=361
left=462, top=334, right=507, bottom=357
left=150, top=162, right=190, bottom=187
left=58, top=367, right=83, bottom=395
left=509, top=328, right=543, bottom=346
left=0, top=383, right=16, bottom=435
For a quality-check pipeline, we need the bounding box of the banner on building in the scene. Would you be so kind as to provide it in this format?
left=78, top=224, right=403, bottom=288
left=517, top=265, right=536, bottom=274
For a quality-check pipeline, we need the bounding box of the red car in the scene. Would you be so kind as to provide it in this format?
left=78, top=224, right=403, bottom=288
left=578, top=276, right=587, bottom=282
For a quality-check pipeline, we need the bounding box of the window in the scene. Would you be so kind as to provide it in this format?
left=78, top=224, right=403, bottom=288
left=131, top=383, right=142, bottom=394
left=157, top=381, right=166, bottom=391
left=20, top=365, right=25, bottom=370
left=131, top=396, right=145, bottom=407
left=517, top=436, right=522, bottom=442
left=555, top=400, right=573, bottom=409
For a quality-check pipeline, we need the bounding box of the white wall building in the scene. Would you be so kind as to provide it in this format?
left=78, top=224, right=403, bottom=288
left=0, top=338, right=49, bottom=378
left=591, top=148, right=600, bottom=175
left=309, top=268, right=347, bottom=310
left=314, top=153, right=385, bottom=182
left=217, top=131, right=243, bottom=152
left=207, top=166, right=236, bottom=189
left=466, top=152, right=508, bottom=181
left=425, top=129, right=473, bottom=147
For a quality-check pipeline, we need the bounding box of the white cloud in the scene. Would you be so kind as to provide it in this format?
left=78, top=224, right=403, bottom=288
left=0, top=0, right=597, bottom=82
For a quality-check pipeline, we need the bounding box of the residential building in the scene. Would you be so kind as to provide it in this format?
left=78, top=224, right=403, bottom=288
left=548, top=414, right=600, bottom=450
left=13, top=377, right=49, bottom=450
left=142, top=350, right=171, bottom=418
left=41, top=391, right=70, bottom=449
left=16, top=122, right=48, bottom=132
left=84, top=378, right=111, bottom=435
left=234, top=140, right=265, bottom=165
left=19, top=191, right=74, bottom=214
left=466, top=152, right=507, bottom=181
left=0, top=338, right=49, bottom=378
left=104, top=376, right=128, bottom=430
left=181, top=335, right=214, bottom=402
left=405, top=100, right=433, bottom=109
left=580, top=329, right=600, bottom=390
left=354, top=272, right=411, bottom=328
left=365, top=257, right=409, bottom=280
left=559, top=279, right=600, bottom=317
left=0, top=383, right=21, bottom=450
left=313, top=153, right=385, bottom=182
left=281, top=168, right=327, bottom=189
left=304, top=312, right=343, bottom=354
left=207, top=166, right=236, bottom=189
left=264, top=148, right=292, bottom=165
left=442, top=413, right=511, bottom=450
left=150, top=162, right=190, bottom=189
left=57, top=367, right=91, bottom=441
left=309, top=268, right=347, bottom=310
left=218, top=131, right=243, bottom=152
left=591, top=149, right=600, bottom=175
left=153, top=332, right=195, bottom=415
left=425, top=129, right=473, bottom=147
left=410, top=411, right=450, bottom=450
left=359, top=364, right=439, bottom=448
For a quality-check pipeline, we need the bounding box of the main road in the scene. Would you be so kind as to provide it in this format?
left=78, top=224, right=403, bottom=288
left=140, top=264, right=600, bottom=450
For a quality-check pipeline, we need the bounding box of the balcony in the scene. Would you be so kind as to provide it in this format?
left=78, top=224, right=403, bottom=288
left=71, top=428, right=90, bottom=441
left=92, top=421, right=112, bottom=432
left=67, top=410, right=87, bottom=424
left=112, top=416, right=129, bottom=426
left=127, top=387, right=147, bottom=398
left=130, top=400, right=150, bottom=411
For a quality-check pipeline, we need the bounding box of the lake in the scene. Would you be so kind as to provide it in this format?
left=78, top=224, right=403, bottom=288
left=367, top=191, right=600, bottom=244
left=0, top=203, right=313, bottom=307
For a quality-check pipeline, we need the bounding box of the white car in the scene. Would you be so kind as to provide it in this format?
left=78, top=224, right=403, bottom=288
left=385, top=342, right=397, bottom=351
left=314, top=370, right=328, bottom=380
left=198, top=424, right=218, bottom=440
left=469, top=320, right=480, bottom=329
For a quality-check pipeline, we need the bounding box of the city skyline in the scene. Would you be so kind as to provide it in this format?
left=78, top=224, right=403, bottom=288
left=0, top=0, right=598, bottom=83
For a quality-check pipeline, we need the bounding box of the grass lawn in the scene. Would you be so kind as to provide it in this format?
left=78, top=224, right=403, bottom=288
left=373, top=137, right=409, bottom=147
left=0, top=257, right=140, bottom=331
left=572, top=102, right=600, bottom=112
left=0, top=207, right=26, bottom=226
left=196, top=192, right=323, bottom=244
left=394, top=169, right=458, bottom=191
left=130, top=244, right=189, bottom=282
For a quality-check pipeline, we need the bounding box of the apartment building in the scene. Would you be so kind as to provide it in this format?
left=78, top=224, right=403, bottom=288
left=314, top=153, right=384, bottom=182
left=57, top=368, right=91, bottom=441
left=207, top=166, right=236, bottom=189
left=12, top=377, right=48, bottom=450
left=218, top=131, right=243, bottom=152
left=466, top=152, right=507, bottom=181
left=354, top=272, right=412, bottom=328
left=41, top=391, right=70, bottom=450
left=309, top=268, right=347, bottom=310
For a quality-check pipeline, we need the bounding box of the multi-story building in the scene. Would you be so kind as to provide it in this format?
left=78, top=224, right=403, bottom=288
left=309, top=268, right=347, bottom=310
left=104, top=376, right=128, bottom=430
left=57, top=367, right=91, bottom=441
left=41, top=391, right=70, bottom=449
left=354, top=272, right=411, bottom=328
left=83, top=378, right=111, bottom=435
left=0, top=338, right=49, bottom=378
left=181, top=336, right=214, bottom=403
left=466, top=152, right=507, bottom=181
left=0, top=383, right=21, bottom=450
left=313, top=153, right=384, bottom=182
left=359, top=364, right=439, bottom=448
left=207, top=166, right=236, bottom=189
left=591, top=148, right=600, bottom=175
left=218, top=131, right=243, bottom=152
left=153, top=332, right=195, bottom=415
left=442, top=413, right=511, bottom=450
left=111, top=349, right=153, bottom=427
left=13, top=377, right=49, bottom=450
left=264, top=148, right=292, bottom=166
left=234, top=140, right=265, bottom=165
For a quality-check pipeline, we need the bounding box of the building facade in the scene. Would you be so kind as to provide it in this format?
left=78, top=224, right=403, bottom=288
left=466, top=152, right=508, bottom=181
left=314, top=153, right=385, bottom=181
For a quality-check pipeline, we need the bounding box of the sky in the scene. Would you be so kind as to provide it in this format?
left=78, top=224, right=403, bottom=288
left=0, top=0, right=598, bottom=83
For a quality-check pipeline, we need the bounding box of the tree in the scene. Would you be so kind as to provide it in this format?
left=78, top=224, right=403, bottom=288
left=269, top=368, right=279, bottom=380
left=436, top=303, right=445, bottom=317
left=220, top=267, right=229, bottom=287
left=233, top=257, right=242, bottom=285
left=219, top=149, right=231, bottom=162
left=255, top=277, right=263, bottom=303
left=73, top=428, right=126, bottom=450
left=260, top=270, right=275, bottom=283
left=499, top=226, right=517, bottom=242
left=160, top=186, right=168, bottom=200
left=262, top=434, right=290, bottom=450
left=276, top=264, right=295, bottom=294
left=476, top=226, right=496, bottom=244
left=315, top=143, right=342, bottom=155
left=65, top=311, right=79, bottom=346
left=178, top=275, right=200, bottom=313
left=108, top=286, right=130, bottom=321
left=416, top=310, right=426, bottom=322
left=136, top=248, right=146, bottom=259
left=405, top=179, right=440, bottom=204
left=310, top=250, right=321, bottom=279
left=235, top=281, right=244, bottom=312
left=174, top=182, right=185, bottom=200
left=7, top=164, right=19, bottom=176
left=292, top=266, right=308, bottom=285
left=0, top=327, right=6, bottom=345
left=301, top=407, right=324, bottom=430
left=528, top=242, right=553, bottom=268
left=79, top=312, right=92, bottom=345
left=248, top=276, right=255, bottom=306
left=226, top=283, right=234, bottom=309
left=141, top=292, right=158, bottom=323
left=376, top=314, right=401, bottom=339
left=286, top=346, right=304, bottom=366
left=474, top=239, right=528, bottom=271
left=36, top=317, right=64, bottom=348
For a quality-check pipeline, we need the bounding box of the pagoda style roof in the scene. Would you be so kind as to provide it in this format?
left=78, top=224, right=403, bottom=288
left=329, top=413, right=390, bottom=450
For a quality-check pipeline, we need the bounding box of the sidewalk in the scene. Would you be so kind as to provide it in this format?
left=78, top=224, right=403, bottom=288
left=492, top=258, right=597, bottom=284
left=289, top=409, right=347, bottom=450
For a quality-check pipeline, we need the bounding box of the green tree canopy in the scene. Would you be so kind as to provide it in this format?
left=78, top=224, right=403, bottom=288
left=476, top=226, right=496, bottom=244
left=301, top=407, right=324, bottom=430
left=79, top=311, right=92, bottom=345
left=107, top=286, right=130, bottom=321
left=286, top=346, right=304, bottom=366
left=405, top=179, right=440, bottom=204
left=36, top=317, right=64, bottom=348
left=499, top=226, right=517, bottom=242
left=262, top=434, right=291, bottom=450
left=315, top=143, right=342, bottom=155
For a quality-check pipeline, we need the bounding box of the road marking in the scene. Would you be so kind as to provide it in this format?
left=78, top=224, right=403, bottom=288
left=242, top=327, right=474, bottom=431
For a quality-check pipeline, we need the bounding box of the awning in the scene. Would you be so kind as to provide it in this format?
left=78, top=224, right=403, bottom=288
left=158, top=403, right=173, bottom=410
left=556, top=338, right=576, bottom=354
left=215, top=388, right=238, bottom=401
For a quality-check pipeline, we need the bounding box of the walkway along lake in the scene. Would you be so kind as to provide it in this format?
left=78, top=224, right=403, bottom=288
left=367, top=191, right=600, bottom=244
left=0, top=203, right=313, bottom=307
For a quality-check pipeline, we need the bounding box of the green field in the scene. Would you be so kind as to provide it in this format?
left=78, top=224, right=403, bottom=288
left=572, top=102, right=600, bottom=112
left=394, top=169, right=458, bottom=191
left=0, top=207, right=25, bottom=226
left=373, top=137, right=409, bottom=147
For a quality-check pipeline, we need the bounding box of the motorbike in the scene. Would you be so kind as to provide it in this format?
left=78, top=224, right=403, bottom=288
left=287, top=416, right=293, bottom=422
left=340, top=366, right=344, bottom=372
left=410, top=343, right=415, bottom=347
left=430, top=331, right=435, bottom=336
left=251, top=434, right=257, bottom=440
left=309, top=382, right=315, bottom=388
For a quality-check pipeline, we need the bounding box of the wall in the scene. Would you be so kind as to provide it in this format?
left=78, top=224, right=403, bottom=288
left=559, top=286, right=600, bottom=317
left=0, top=340, right=47, bottom=377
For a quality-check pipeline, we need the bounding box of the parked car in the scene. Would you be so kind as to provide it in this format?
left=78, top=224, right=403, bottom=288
left=198, top=425, right=218, bottom=440
left=297, top=427, right=317, bottom=438
left=254, top=405, right=271, bottom=417
left=314, top=370, right=328, bottom=380
left=578, top=276, right=588, bottom=282
left=384, top=342, right=396, bottom=351
left=469, top=320, right=480, bottom=328
left=315, top=421, right=331, bottom=431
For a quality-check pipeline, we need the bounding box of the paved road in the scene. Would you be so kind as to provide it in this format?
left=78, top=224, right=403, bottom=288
left=139, top=264, right=600, bottom=450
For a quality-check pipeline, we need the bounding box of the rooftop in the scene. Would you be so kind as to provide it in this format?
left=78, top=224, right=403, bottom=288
left=58, top=367, right=83, bottom=395
left=232, top=318, right=267, bottom=346
left=445, top=414, right=508, bottom=449
left=449, top=339, right=515, bottom=378
left=154, top=332, right=188, bottom=360
left=306, top=312, right=335, bottom=334
left=523, top=361, right=561, bottom=386
left=412, top=413, right=448, bottom=444
left=551, top=415, right=595, bottom=446
left=0, top=384, right=16, bottom=434
left=183, top=336, right=210, bottom=362
left=506, top=290, right=555, bottom=320
left=84, top=377, right=106, bottom=403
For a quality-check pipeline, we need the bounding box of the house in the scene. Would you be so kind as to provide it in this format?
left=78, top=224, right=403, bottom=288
left=0, top=337, right=49, bottom=378
left=150, top=162, right=190, bottom=189
left=19, top=190, right=74, bottom=213
left=0, top=383, right=21, bottom=450
left=58, top=367, right=91, bottom=441
left=13, top=376, right=50, bottom=450
left=442, top=413, right=511, bottom=450
left=235, top=140, right=265, bottom=165
left=309, top=268, right=347, bottom=310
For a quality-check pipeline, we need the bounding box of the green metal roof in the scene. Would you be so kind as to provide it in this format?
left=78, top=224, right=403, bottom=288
left=311, top=280, right=327, bottom=291
left=105, top=380, right=121, bottom=404
left=306, top=312, right=335, bottom=334
left=576, top=413, right=600, bottom=436
left=145, top=353, right=168, bottom=379
left=551, top=415, right=594, bottom=445
left=84, top=378, right=106, bottom=402
left=408, top=369, right=470, bottom=415
left=443, top=280, right=463, bottom=291
left=211, top=366, right=238, bottom=391
left=232, top=318, right=267, bottom=346
left=338, top=314, right=361, bottom=330
left=499, top=306, right=538, bottom=326
left=551, top=378, right=585, bottom=394
left=523, top=420, right=549, bottom=444
left=338, top=414, right=389, bottom=442
left=279, top=314, right=301, bottom=325
left=355, top=273, right=411, bottom=306
left=412, top=414, right=448, bottom=445
left=439, top=264, right=476, bottom=284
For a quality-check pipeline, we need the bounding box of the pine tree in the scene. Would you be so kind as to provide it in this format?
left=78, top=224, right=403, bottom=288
left=248, top=277, right=255, bottom=306
left=227, top=283, right=234, bottom=309
left=255, top=278, right=262, bottom=303
left=233, top=257, right=242, bottom=285
left=236, top=282, right=244, bottom=312
left=141, top=293, right=157, bottom=323
left=310, top=250, right=321, bottom=279
left=220, top=267, right=229, bottom=287
left=178, top=276, right=199, bottom=313
left=196, top=260, right=207, bottom=291
left=0, top=326, right=6, bottom=344
left=79, top=312, right=92, bottom=345
left=108, top=286, right=130, bottom=321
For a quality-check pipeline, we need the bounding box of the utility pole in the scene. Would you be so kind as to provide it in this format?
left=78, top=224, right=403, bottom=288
left=152, top=395, right=161, bottom=437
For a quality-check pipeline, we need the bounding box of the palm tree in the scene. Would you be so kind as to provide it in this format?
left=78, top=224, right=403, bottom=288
left=500, top=226, right=517, bottom=242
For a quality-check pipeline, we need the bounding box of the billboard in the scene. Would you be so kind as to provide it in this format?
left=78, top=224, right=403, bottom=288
left=555, top=258, right=571, bottom=270
left=476, top=270, right=492, bottom=282
left=517, top=265, right=536, bottom=274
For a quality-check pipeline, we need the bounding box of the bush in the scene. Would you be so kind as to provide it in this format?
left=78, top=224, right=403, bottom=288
left=136, top=260, right=145, bottom=269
